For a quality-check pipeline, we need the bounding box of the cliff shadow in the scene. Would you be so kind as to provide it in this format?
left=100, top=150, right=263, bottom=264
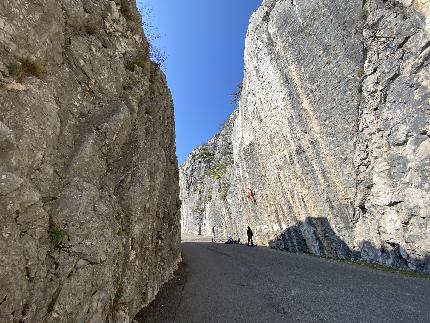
left=268, top=217, right=429, bottom=274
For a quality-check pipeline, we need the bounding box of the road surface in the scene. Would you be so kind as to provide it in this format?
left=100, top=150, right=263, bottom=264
left=136, top=241, right=430, bottom=323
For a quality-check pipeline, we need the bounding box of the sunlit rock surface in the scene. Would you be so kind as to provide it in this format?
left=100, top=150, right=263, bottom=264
left=180, top=112, right=236, bottom=242
left=0, top=1, right=181, bottom=321
left=180, top=0, right=429, bottom=273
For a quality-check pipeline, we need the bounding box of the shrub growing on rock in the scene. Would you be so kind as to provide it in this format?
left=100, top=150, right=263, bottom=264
left=7, top=57, right=46, bottom=79
left=48, top=227, right=65, bottom=243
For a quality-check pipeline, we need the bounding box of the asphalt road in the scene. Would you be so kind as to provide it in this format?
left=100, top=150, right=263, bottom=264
left=136, top=242, right=430, bottom=323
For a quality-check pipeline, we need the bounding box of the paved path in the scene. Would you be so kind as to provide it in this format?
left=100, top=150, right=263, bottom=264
left=136, top=242, right=430, bottom=323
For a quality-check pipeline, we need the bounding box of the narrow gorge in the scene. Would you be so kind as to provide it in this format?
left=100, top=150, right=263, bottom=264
left=180, top=0, right=430, bottom=274
left=0, top=0, right=180, bottom=322
left=1, top=0, right=429, bottom=322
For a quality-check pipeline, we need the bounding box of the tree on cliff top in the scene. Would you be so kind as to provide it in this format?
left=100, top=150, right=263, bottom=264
left=139, top=2, right=167, bottom=68
left=230, top=82, right=243, bottom=106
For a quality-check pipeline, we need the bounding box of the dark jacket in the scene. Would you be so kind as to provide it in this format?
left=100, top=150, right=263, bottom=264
left=247, top=227, right=253, bottom=237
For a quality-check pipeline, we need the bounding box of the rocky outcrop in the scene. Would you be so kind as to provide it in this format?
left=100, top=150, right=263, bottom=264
left=0, top=1, right=181, bottom=322
left=180, top=0, right=429, bottom=273
left=180, top=112, right=236, bottom=242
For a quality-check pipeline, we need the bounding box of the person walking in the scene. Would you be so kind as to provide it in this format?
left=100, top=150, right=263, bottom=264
left=247, top=226, right=254, bottom=246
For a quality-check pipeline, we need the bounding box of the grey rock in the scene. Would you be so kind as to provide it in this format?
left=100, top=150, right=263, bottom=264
left=180, top=112, right=237, bottom=242
left=180, top=0, right=429, bottom=274
left=0, top=1, right=180, bottom=322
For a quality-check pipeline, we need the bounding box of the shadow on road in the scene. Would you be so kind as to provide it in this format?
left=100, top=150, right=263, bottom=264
left=135, top=241, right=430, bottom=323
left=269, top=217, right=429, bottom=274
left=134, top=262, right=187, bottom=323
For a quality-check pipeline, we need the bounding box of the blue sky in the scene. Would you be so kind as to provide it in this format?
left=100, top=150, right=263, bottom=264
left=137, top=0, right=261, bottom=164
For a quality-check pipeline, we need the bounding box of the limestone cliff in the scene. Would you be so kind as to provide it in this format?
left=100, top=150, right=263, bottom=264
left=180, top=112, right=236, bottom=242
left=180, top=0, right=430, bottom=273
left=0, top=1, right=181, bottom=322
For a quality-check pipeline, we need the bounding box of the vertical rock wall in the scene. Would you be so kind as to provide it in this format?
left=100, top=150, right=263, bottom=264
left=180, top=112, right=236, bottom=242
left=180, top=0, right=429, bottom=273
left=0, top=1, right=181, bottom=322
left=355, top=0, right=430, bottom=271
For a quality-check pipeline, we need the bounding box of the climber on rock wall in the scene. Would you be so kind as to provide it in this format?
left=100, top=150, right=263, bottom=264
left=246, top=186, right=256, bottom=203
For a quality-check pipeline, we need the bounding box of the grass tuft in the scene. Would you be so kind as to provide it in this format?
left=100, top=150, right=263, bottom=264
left=207, top=163, right=226, bottom=180
left=342, top=259, right=430, bottom=280
left=47, top=299, right=55, bottom=313
left=48, top=227, right=65, bottom=243
left=7, top=62, right=21, bottom=76
left=20, top=57, right=46, bottom=78
left=7, top=57, right=46, bottom=79
left=196, top=148, right=215, bottom=163
left=356, top=67, right=365, bottom=78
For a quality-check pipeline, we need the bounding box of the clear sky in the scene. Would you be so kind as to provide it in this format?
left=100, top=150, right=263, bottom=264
left=137, top=0, right=261, bottom=164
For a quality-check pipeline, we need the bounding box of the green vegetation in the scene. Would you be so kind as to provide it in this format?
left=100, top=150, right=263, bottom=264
left=193, top=187, right=203, bottom=194
left=269, top=247, right=429, bottom=280
left=113, top=288, right=123, bottom=310
left=207, top=191, right=213, bottom=201
left=47, top=300, right=55, bottom=313
left=230, top=82, right=243, bottom=106
left=356, top=67, right=365, bottom=78
left=192, top=182, right=203, bottom=194
left=207, top=163, right=226, bottom=180
left=192, top=207, right=204, bottom=214
left=150, top=45, right=167, bottom=67
left=6, top=62, right=21, bottom=76
left=196, top=148, right=215, bottom=163
left=45, top=290, right=60, bottom=315
left=139, top=5, right=167, bottom=67
left=48, top=227, right=65, bottom=243
left=341, top=259, right=430, bottom=280
left=20, top=57, right=46, bottom=78
left=155, top=230, right=163, bottom=241
left=7, top=57, right=46, bottom=79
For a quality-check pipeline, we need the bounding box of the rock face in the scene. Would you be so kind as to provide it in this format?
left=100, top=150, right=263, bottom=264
left=0, top=1, right=181, bottom=322
left=180, top=0, right=430, bottom=273
left=180, top=112, right=236, bottom=242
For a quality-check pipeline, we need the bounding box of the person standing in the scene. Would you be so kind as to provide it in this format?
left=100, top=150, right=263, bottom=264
left=212, top=225, right=216, bottom=242
left=247, top=226, right=254, bottom=246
